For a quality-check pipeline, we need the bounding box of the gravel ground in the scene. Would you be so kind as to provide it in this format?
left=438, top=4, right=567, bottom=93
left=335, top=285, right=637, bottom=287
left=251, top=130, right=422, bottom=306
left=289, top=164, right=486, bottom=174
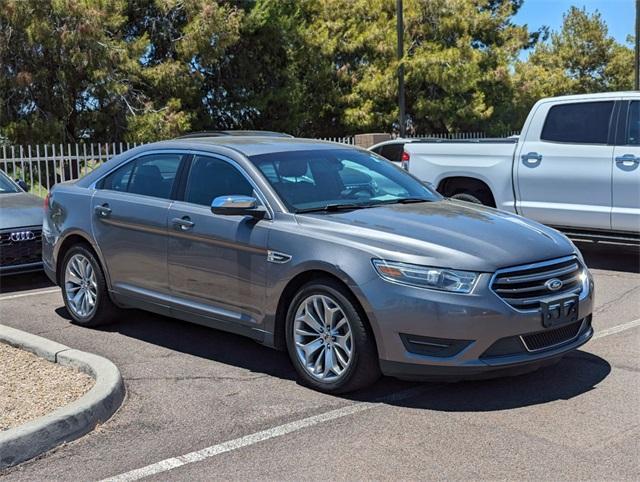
left=0, top=343, right=94, bottom=431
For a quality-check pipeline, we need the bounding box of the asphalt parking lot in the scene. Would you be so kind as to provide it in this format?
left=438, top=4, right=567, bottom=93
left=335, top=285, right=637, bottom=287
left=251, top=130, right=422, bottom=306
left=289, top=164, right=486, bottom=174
left=0, top=242, right=639, bottom=481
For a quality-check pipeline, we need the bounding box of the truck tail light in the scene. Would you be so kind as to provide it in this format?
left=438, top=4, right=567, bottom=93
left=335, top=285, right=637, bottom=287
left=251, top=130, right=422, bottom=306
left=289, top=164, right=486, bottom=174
left=401, top=151, right=410, bottom=170
left=44, top=192, right=50, bottom=210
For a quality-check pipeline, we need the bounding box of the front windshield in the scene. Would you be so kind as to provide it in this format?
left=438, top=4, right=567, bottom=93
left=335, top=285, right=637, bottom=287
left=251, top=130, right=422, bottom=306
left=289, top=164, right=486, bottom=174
left=0, top=170, right=20, bottom=194
left=249, top=148, right=441, bottom=212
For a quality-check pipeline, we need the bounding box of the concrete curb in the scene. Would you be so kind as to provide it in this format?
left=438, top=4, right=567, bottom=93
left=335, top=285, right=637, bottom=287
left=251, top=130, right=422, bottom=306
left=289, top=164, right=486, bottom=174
left=0, top=325, right=125, bottom=469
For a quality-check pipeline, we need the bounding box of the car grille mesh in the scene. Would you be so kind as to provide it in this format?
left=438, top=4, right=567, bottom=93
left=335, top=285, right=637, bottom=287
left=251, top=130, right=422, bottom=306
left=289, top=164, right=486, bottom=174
left=491, top=257, right=583, bottom=311
left=521, top=320, right=583, bottom=351
left=0, top=228, right=42, bottom=266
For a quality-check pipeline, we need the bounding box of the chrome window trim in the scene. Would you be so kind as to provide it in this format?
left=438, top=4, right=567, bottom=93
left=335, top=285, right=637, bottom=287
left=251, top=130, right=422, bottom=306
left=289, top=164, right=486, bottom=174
left=489, top=255, right=589, bottom=314
left=88, top=149, right=187, bottom=191
left=89, top=148, right=278, bottom=218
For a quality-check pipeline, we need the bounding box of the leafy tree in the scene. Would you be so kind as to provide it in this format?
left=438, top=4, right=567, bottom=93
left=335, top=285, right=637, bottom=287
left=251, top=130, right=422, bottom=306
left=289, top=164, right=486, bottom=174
left=513, top=7, right=634, bottom=123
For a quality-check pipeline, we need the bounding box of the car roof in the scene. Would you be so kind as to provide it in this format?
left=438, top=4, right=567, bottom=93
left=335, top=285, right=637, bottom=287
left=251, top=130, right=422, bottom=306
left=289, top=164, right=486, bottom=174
left=176, top=130, right=294, bottom=139
left=149, top=136, right=355, bottom=157
left=369, top=138, right=430, bottom=150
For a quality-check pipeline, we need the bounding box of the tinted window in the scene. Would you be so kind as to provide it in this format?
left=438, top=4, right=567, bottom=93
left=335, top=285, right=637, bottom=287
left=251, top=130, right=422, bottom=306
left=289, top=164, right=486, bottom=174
left=627, top=101, right=640, bottom=145
left=249, top=148, right=440, bottom=212
left=101, top=154, right=181, bottom=199
left=541, top=101, right=613, bottom=144
left=379, top=143, right=404, bottom=162
left=184, top=155, right=254, bottom=206
left=0, top=170, right=20, bottom=194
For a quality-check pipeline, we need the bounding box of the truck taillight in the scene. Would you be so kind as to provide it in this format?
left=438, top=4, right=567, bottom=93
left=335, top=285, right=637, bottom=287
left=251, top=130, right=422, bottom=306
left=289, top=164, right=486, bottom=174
left=401, top=151, right=410, bottom=170
left=44, top=192, right=50, bottom=210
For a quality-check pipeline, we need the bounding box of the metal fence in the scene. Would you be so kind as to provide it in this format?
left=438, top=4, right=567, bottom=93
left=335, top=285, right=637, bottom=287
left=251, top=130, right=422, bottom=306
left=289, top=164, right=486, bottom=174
left=403, top=131, right=520, bottom=139
left=0, top=132, right=516, bottom=196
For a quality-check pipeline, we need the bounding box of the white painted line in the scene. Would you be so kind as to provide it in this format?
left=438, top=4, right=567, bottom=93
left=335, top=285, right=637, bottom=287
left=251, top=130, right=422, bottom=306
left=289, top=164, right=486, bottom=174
left=98, top=319, right=640, bottom=482
left=0, top=288, right=59, bottom=301
left=102, top=385, right=431, bottom=482
left=593, top=318, right=640, bottom=339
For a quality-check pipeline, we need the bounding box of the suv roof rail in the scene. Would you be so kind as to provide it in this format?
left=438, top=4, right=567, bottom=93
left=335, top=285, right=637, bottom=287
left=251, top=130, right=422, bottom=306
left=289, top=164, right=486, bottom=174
left=176, top=130, right=294, bottom=139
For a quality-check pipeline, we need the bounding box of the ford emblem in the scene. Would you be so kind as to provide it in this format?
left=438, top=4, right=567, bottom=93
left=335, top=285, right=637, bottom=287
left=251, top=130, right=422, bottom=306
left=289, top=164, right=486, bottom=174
left=545, top=278, right=564, bottom=291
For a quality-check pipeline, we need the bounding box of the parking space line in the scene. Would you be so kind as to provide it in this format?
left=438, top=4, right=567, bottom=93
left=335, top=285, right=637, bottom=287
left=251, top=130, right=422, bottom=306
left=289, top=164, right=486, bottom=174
left=0, top=288, right=59, bottom=301
left=103, top=316, right=640, bottom=481
left=101, top=385, right=432, bottom=482
left=593, top=318, right=640, bottom=339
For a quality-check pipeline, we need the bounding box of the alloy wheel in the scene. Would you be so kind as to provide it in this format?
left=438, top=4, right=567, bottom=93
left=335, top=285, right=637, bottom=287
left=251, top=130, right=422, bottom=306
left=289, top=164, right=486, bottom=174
left=64, top=253, right=98, bottom=318
left=293, top=294, right=354, bottom=382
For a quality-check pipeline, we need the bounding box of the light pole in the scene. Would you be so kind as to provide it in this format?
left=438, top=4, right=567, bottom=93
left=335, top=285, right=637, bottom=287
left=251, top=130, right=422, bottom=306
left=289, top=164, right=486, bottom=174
left=397, top=0, right=406, bottom=137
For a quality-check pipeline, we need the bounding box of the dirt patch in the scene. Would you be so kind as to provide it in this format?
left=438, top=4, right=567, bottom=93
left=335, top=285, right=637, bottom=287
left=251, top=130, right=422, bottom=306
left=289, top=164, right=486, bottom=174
left=0, top=343, right=94, bottom=431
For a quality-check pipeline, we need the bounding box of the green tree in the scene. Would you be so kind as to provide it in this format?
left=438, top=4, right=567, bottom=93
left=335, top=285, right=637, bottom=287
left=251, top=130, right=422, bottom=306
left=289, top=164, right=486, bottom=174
left=513, top=6, right=634, bottom=123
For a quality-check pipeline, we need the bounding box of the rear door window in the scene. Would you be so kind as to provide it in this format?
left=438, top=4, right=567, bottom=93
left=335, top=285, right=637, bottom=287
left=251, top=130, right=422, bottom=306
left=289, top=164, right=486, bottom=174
left=541, top=101, right=614, bottom=144
left=100, top=154, right=182, bottom=199
left=378, top=143, right=404, bottom=162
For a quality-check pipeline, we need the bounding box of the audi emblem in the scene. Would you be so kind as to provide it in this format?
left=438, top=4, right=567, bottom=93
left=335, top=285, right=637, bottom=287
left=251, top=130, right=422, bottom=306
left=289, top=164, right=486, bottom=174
left=544, top=278, right=564, bottom=291
left=9, top=231, right=35, bottom=242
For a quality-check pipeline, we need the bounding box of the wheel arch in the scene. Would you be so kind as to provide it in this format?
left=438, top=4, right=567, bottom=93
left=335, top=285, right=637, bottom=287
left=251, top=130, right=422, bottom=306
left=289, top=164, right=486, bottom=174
left=272, top=269, right=378, bottom=355
left=437, top=176, right=497, bottom=207
left=55, top=231, right=109, bottom=287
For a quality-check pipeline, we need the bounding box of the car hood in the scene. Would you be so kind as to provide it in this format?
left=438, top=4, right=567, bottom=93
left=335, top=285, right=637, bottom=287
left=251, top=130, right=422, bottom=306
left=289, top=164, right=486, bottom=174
left=296, top=200, right=576, bottom=272
left=0, top=192, right=44, bottom=230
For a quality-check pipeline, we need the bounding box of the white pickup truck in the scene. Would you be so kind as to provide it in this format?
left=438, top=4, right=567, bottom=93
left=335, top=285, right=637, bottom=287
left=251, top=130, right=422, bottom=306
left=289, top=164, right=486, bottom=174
left=403, top=92, right=640, bottom=243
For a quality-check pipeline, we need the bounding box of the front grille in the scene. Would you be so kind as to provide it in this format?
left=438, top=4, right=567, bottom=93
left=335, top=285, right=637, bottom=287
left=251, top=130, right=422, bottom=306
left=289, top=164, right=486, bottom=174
left=521, top=320, right=583, bottom=352
left=0, top=228, right=42, bottom=267
left=491, top=256, right=583, bottom=311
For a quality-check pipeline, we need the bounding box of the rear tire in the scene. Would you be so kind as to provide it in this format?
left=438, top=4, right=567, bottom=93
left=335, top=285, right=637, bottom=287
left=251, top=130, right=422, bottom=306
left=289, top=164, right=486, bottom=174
left=285, top=279, right=380, bottom=393
left=451, top=192, right=483, bottom=205
left=61, top=244, right=118, bottom=327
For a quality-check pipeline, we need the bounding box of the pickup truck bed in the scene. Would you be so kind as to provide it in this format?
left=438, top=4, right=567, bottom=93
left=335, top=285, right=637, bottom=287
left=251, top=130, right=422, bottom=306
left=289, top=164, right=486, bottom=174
left=404, top=92, right=640, bottom=242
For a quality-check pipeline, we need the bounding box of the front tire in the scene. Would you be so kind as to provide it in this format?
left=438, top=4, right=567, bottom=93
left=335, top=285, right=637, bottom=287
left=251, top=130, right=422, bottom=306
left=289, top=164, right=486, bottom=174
left=61, top=245, right=118, bottom=327
left=285, top=279, right=380, bottom=393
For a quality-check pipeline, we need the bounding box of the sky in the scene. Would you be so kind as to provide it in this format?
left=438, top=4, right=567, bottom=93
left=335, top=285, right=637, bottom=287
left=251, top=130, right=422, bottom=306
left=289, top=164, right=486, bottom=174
left=514, top=0, right=635, bottom=58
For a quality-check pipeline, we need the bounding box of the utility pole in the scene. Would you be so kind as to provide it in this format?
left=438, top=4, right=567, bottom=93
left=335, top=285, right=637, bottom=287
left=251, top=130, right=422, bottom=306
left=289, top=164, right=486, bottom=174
left=636, top=0, right=639, bottom=90
left=397, top=0, right=406, bottom=137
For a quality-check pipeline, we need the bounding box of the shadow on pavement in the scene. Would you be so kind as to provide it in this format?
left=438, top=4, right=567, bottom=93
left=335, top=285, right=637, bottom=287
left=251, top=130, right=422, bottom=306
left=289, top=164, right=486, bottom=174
left=55, top=306, right=299, bottom=382
left=0, top=271, right=53, bottom=294
left=577, top=241, right=640, bottom=273
left=55, top=305, right=610, bottom=411
left=378, top=350, right=610, bottom=412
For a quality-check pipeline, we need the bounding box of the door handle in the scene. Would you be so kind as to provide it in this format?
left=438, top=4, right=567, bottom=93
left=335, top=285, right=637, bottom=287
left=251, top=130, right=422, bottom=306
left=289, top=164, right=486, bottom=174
left=615, top=154, right=640, bottom=165
left=94, top=204, right=112, bottom=218
left=172, top=216, right=195, bottom=231
left=521, top=152, right=543, bottom=163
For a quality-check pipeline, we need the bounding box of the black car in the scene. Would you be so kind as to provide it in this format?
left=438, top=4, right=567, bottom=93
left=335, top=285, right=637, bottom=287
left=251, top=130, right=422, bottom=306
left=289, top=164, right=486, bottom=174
left=0, top=170, right=43, bottom=275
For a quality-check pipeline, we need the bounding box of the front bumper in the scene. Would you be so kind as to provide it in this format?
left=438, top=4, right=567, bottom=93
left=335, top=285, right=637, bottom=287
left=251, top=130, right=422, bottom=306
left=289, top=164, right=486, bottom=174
left=359, top=263, right=595, bottom=381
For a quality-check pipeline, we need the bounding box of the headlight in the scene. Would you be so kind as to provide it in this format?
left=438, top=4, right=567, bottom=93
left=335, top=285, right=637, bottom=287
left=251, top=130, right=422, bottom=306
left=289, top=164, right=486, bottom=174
left=372, top=259, right=479, bottom=293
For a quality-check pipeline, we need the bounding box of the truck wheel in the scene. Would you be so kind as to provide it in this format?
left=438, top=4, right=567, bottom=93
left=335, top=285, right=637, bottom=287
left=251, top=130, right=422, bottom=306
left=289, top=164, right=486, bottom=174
left=451, top=192, right=483, bottom=205
left=285, top=279, right=380, bottom=394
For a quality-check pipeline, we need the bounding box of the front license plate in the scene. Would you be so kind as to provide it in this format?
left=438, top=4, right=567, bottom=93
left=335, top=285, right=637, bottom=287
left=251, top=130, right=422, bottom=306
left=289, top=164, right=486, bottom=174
left=540, top=294, right=579, bottom=328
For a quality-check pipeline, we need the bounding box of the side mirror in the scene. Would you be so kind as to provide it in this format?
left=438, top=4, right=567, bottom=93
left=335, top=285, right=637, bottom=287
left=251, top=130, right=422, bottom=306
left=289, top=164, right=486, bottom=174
left=16, top=179, right=30, bottom=192
left=211, top=195, right=267, bottom=219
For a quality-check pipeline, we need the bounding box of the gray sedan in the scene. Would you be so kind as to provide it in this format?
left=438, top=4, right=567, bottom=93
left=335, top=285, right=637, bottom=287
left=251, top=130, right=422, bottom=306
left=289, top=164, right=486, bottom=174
left=0, top=170, right=43, bottom=275
left=42, top=136, right=594, bottom=393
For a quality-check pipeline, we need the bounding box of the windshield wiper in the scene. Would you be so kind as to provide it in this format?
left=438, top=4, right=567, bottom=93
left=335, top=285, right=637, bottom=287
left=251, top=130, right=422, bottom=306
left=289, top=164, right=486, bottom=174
left=296, top=203, right=372, bottom=213
left=371, top=197, right=433, bottom=206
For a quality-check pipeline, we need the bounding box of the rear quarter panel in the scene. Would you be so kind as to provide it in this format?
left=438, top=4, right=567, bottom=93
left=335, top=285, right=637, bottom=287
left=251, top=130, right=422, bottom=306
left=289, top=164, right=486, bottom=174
left=43, top=183, right=98, bottom=282
left=405, top=142, right=517, bottom=212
